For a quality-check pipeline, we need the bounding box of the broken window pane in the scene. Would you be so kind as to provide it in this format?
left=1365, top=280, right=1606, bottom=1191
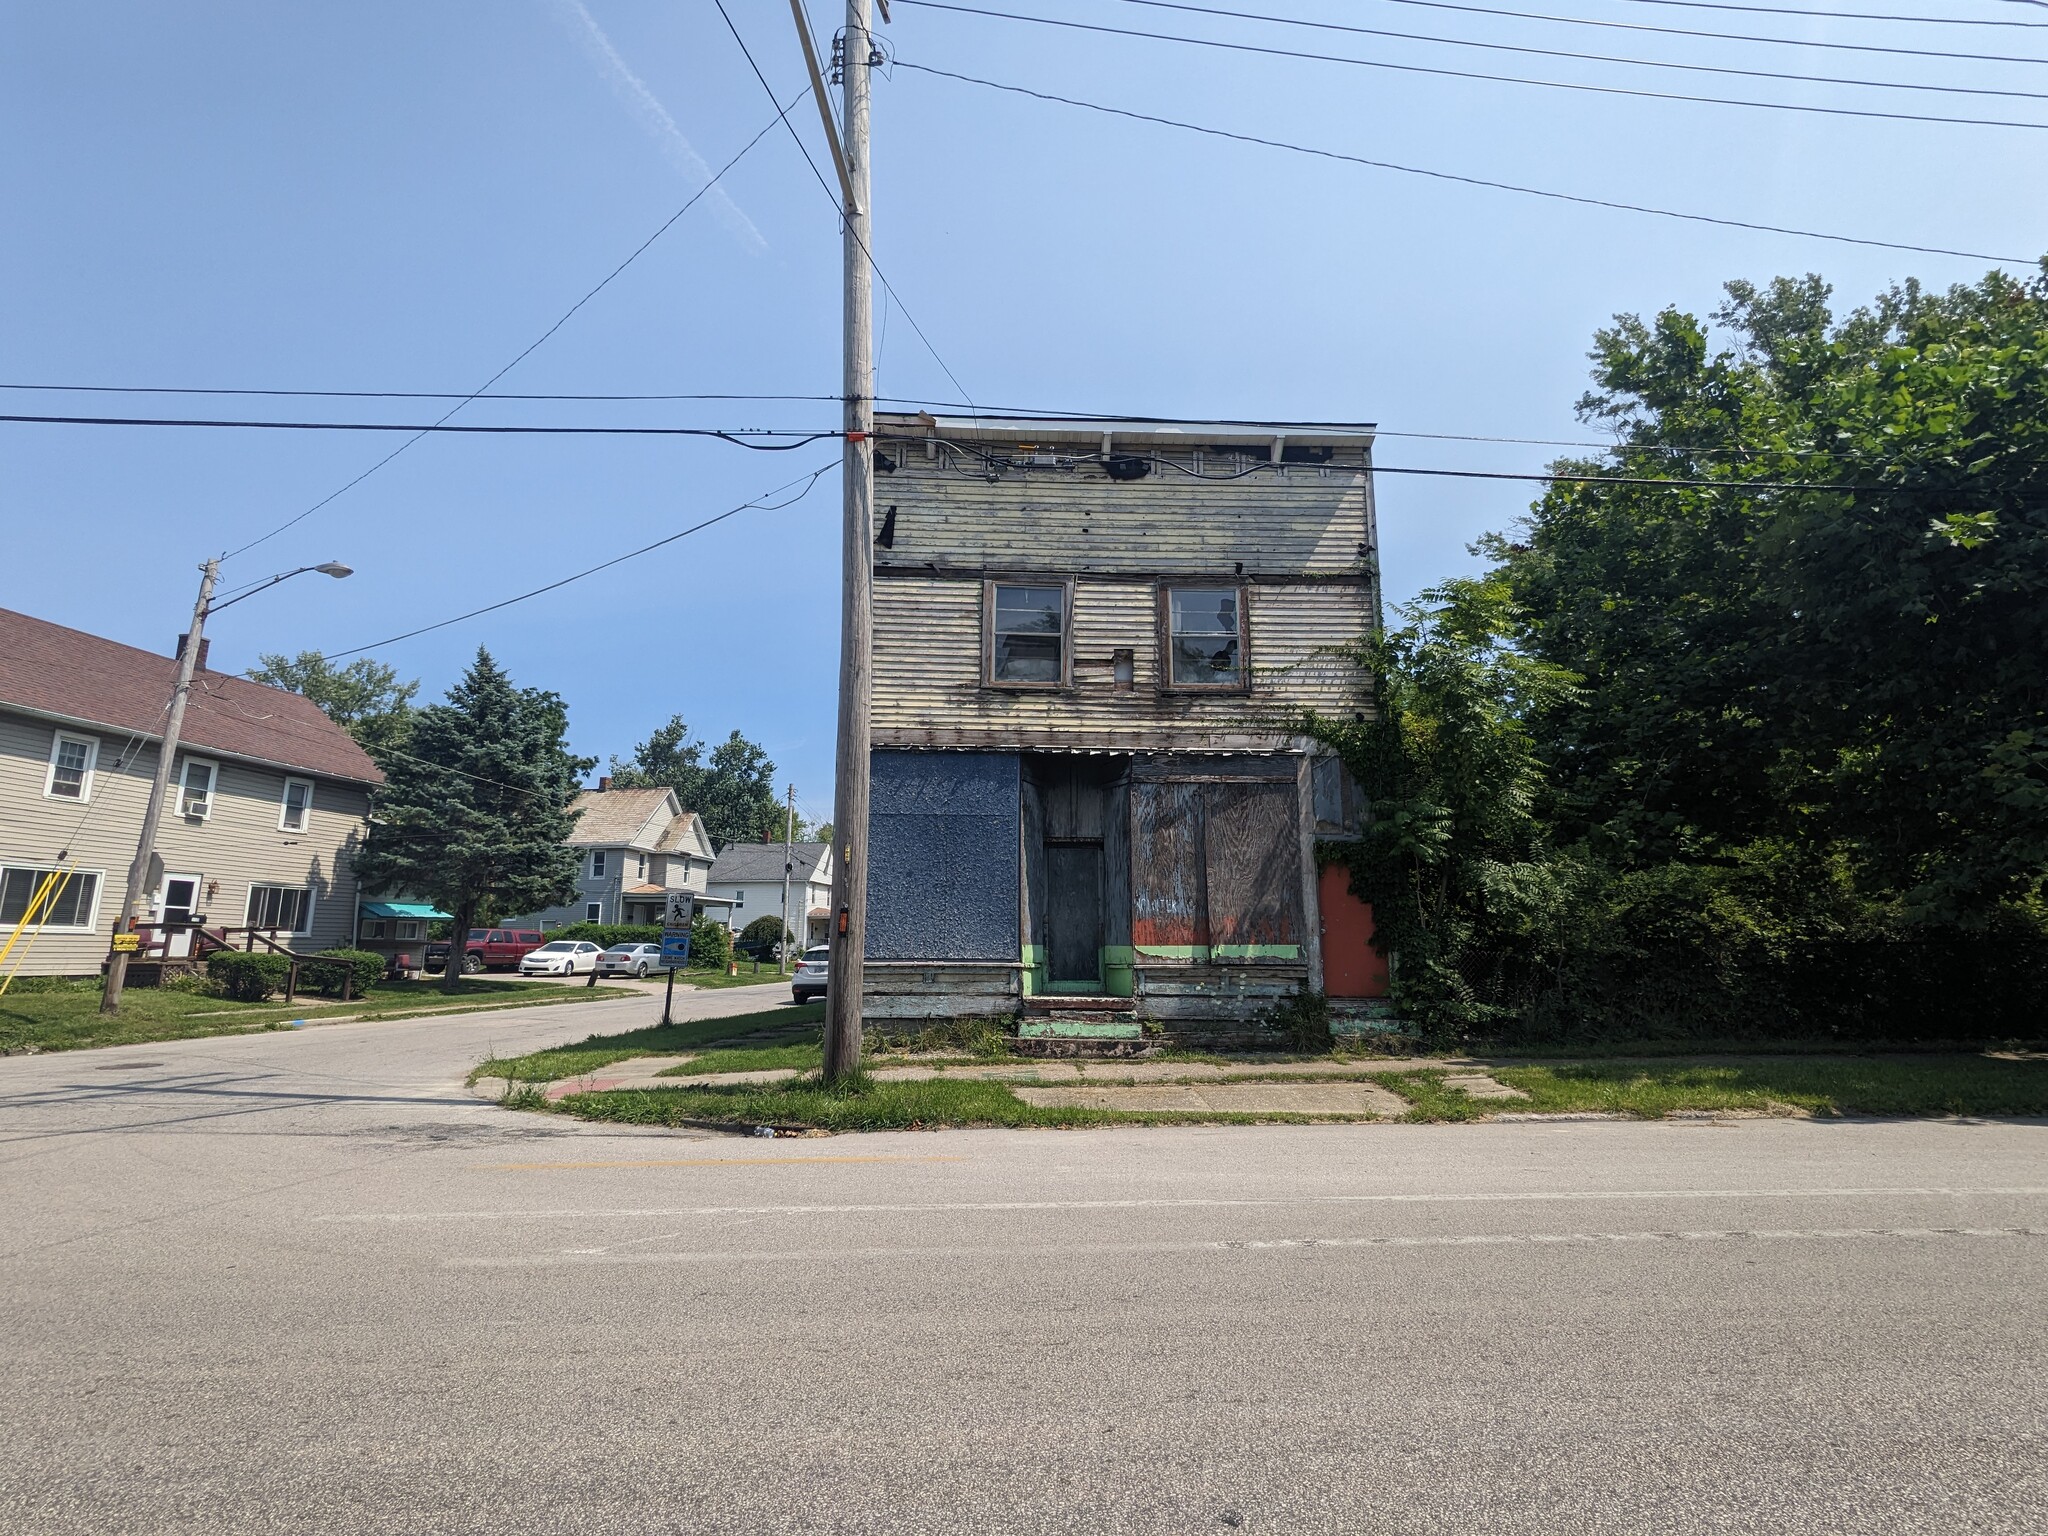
left=1169, top=586, right=1241, bottom=686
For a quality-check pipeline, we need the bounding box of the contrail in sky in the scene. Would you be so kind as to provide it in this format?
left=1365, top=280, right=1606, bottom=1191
left=551, top=0, right=769, bottom=251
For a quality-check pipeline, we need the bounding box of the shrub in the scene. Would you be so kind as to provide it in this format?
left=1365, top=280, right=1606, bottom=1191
left=162, top=971, right=224, bottom=997
left=689, top=915, right=732, bottom=970
left=547, top=922, right=662, bottom=947
left=740, top=915, right=793, bottom=951
left=207, top=951, right=292, bottom=1002
left=306, top=949, right=386, bottom=998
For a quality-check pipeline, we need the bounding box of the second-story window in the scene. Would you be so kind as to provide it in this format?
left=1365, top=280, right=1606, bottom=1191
left=178, top=759, right=218, bottom=819
left=989, top=582, right=1066, bottom=686
left=1165, top=586, right=1246, bottom=689
left=279, top=778, right=313, bottom=833
left=591, top=850, right=607, bottom=879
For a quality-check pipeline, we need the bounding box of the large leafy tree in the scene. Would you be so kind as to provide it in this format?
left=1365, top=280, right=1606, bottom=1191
left=1499, top=266, right=2048, bottom=923
left=353, top=649, right=591, bottom=990
left=608, top=715, right=782, bottom=848
left=250, top=651, right=418, bottom=768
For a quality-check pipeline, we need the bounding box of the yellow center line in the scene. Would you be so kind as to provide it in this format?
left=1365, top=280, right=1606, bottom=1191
left=476, top=1155, right=969, bottom=1172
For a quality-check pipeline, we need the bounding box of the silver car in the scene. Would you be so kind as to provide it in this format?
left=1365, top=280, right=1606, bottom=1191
left=597, top=942, right=666, bottom=978
left=791, top=944, right=830, bottom=1004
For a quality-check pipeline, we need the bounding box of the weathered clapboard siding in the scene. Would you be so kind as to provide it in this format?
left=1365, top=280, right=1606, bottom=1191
left=863, top=962, right=1022, bottom=1020
left=871, top=577, right=1369, bottom=750
left=0, top=708, right=370, bottom=976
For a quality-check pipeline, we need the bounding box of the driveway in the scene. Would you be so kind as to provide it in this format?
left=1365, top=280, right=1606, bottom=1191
left=1, top=995, right=2042, bottom=1534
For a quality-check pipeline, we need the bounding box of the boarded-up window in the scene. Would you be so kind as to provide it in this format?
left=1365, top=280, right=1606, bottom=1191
left=1203, top=783, right=1301, bottom=951
left=1129, top=775, right=1301, bottom=961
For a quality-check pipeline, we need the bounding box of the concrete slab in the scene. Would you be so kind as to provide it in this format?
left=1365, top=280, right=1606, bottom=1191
left=1442, top=1072, right=1531, bottom=1101
left=1012, top=1082, right=1409, bottom=1117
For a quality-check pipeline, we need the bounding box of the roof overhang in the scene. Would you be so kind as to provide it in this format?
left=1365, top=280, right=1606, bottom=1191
left=360, top=901, right=451, bottom=919
left=875, top=412, right=1375, bottom=451
left=0, top=698, right=384, bottom=788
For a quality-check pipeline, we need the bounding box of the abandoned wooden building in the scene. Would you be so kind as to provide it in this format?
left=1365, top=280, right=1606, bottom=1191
left=862, top=413, right=1391, bottom=1045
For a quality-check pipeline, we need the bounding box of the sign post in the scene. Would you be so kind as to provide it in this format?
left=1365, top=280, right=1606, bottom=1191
left=659, top=893, right=696, bottom=1027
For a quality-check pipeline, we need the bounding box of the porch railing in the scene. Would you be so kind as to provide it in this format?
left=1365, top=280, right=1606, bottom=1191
left=127, top=922, right=357, bottom=1003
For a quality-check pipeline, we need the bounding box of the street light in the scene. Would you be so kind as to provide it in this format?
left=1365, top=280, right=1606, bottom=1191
left=100, top=557, right=354, bottom=1014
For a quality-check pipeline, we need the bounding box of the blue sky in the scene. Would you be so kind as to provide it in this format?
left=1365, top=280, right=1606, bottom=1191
left=2, top=1, right=2040, bottom=819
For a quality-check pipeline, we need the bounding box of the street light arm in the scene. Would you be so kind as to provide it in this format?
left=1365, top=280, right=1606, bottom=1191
left=207, top=562, right=351, bottom=616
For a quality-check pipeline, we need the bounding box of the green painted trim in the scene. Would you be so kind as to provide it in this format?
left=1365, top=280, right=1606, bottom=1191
left=1134, top=945, right=1208, bottom=960
left=1020, top=944, right=1045, bottom=997
left=1101, top=945, right=1136, bottom=998
left=1209, top=944, right=1303, bottom=960
left=1018, top=1020, right=1143, bottom=1040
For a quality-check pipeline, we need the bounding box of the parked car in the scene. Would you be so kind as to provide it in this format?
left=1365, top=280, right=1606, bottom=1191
left=518, top=940, right=603, bottom=977
left=424, top=928, right=545, bottom=975
left=596, top=942, right=667, bottom=978
left=791, top=944, right=830, bottom=1003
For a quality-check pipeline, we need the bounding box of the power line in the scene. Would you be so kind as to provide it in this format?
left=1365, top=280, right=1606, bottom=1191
left=896, top=0, right=2048, bottom=128
left=1325, top=0, right=2048, bottom=63
left=316, top=462, right=836, bottom=661
left=1090, top=0, right=2048, bottom=98
left=706, top=0, right=980, bottom=413
left=1610, top=0, right=2048, bottom=24
left=218, top=94, right=805, bottom=567
left=896, top=61, right=2030, bottom=263
left=0, top=383, right=846, bottom=404
left=0, top=413, right=841, bottom=445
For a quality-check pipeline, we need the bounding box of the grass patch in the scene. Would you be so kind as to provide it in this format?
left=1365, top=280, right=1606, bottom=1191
left=474, top=1002, right=823, bottom=1082
left=684, top=965, right=798, bottom=991
left=1378, top=1056, right=2048, bottom=1121
left=0, top=976, right=632, bottom=1055
left=548, top=1073, right=1345, bottom=1132
left=657, top=1030, right=823, bottom=1077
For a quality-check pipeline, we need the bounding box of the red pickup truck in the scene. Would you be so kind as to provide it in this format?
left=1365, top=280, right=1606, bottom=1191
left=424, top=928, right=546, bottom=975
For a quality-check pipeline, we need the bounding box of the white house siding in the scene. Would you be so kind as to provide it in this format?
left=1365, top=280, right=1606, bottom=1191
left=0, top=708, right=370, bottom=975
left=708, top=879, right=831, bottom=933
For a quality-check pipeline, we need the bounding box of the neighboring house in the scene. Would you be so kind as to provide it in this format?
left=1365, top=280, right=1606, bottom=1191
left=353, top=898, right=450, bottom=975
left=0, top=608, right=383, bottom=977
left=858, top=414, right=1386, bottom=1038
left=707, top=841, right=833, bottom=947
left=510, top=782, right=719, bottom=929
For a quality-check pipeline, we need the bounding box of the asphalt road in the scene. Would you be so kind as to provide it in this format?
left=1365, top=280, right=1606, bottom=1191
left=2, top=990, right=2043, bottom=1535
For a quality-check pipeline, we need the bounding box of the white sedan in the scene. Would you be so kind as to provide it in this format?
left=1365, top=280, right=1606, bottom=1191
left=519, top=940, right=603, bottom=976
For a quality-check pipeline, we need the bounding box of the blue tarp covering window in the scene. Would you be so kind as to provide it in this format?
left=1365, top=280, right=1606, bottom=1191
left=866, top=751, right=1020, bottom=961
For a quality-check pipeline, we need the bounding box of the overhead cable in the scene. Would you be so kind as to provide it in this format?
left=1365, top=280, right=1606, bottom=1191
left=0, top=413, right=842, bottom=446
left=895, top=0, right=2048, bottom=128
left=1323, top=0, right=2048, bottom=63
left=317, top=463, right=837, bottom=661
left=896, top=61, right=2030, bottom=262
left=1610, top=0, right=2048, bottom=24
left=218, top=93, right=805, bottom=566
left=706, top=0, right=981, bottom=413
left=1093, top=0, right=2048, bottom=98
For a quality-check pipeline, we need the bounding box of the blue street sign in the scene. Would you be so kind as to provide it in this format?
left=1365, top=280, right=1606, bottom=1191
left=660, top=928, right=693, bottom=967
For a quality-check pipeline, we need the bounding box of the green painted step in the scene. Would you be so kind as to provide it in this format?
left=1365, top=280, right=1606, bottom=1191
left=1017, top=1019, right=1144, bottom=1041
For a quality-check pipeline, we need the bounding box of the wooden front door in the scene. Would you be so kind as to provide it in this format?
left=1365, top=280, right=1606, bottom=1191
left=1045, top=843, right=1103, bottom=986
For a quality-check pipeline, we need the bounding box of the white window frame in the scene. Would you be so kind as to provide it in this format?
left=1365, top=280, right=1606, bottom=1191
left=636, top=852, right=647, bottom=880
left=584, top=901, right=602, bottom=922
left=44, top=732, right=99, bottom=802
left=0, top=865, right=105, bottom=932
left=734, top=889, right=746, bottom=909
left=279, top=777, right=314, bottom=833
left=178, top=757, right=219, bottom=820
left=395, top=919, right=422, bottom=941
left=591, top=850, right=607, bottom=879
left=245, top=883, right=315, bottom=936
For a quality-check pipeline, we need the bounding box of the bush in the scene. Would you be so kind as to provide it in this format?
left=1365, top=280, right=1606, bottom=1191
left=689, top=915, right=732, bottom=970
left=740, top=915, right=793, bottom=953
left=207, top=951, right=292, bottom=1002
left=547, top=922, right=662, bottom=947
left=306, top=949, right=386, bottom=998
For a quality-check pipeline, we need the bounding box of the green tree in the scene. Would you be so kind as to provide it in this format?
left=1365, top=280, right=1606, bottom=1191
left=1500, top=266, right=2048, bottom=923
left=608, top=716, right=782, bottom=848
left=352, top=649, right=592, bottom=992
left=249, top=651, right=418, bottom=768
left=1309, top=576, right=1582, bottom=1041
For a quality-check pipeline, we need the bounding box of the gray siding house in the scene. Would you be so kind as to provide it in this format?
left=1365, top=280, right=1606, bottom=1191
left=514, top=783, right=717, bottom=929
left=859, top=415, right=1385, bottom=1041
left=0, top=608, right=382, bottom=977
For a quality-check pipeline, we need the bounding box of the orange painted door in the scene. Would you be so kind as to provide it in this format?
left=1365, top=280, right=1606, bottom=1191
left=1318, top=863, right=1389, bottom=998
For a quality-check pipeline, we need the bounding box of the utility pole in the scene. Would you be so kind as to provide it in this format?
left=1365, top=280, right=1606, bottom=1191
left=821, top=0, right=874, bottom=1083
left=101, top=559, right=218, bottom=1015
left=780, top=783, right=795, bottom=976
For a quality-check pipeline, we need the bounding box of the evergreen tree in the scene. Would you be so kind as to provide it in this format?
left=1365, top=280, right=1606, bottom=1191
left=353, top=649, right=591, bottom=991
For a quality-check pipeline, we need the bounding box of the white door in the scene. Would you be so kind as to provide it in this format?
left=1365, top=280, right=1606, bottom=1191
left=159, top=874, right=202, bottom=957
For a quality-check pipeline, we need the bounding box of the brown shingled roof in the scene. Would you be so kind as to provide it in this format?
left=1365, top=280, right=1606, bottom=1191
left=0, top=608, right=382, bottom=786
left=564, top=786, right=678, bottom=847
